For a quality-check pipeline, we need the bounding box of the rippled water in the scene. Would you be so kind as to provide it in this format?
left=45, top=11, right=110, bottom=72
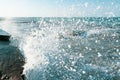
left=0, top=17, right=120, bottom=80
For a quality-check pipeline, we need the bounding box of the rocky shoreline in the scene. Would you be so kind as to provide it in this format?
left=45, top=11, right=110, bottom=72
left=0, top=30, right=25, bottom=80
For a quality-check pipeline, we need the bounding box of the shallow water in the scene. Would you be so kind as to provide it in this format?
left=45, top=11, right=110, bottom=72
left=0, top=17, right=120, bottom=80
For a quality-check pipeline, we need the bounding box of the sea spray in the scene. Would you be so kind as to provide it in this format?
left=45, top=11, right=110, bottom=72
left=0, top=17, right=120, bottom=80
left=21, top=26, right=62, bottom=80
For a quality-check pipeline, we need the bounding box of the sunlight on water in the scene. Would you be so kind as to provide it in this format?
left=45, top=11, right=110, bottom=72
left=0, top=17, right=120, bottom=80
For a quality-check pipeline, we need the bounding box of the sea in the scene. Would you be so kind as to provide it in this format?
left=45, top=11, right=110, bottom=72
left=0, top=17, right=120, bottom=80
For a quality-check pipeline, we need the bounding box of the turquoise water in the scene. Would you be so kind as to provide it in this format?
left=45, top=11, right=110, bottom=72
left=0, top=17, right=120, bottom=80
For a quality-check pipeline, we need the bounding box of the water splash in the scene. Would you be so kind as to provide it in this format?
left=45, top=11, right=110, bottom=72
left=21, top=26, right=61, bottom=79
left=0, top=17, right=120, bottom=80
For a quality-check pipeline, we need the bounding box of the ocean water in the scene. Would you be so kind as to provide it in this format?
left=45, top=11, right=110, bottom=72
left=0, top=17, right=120, bottom=80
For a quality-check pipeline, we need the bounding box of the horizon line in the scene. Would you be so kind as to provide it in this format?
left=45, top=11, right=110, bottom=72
left=0, top=16, right=120, bottom=18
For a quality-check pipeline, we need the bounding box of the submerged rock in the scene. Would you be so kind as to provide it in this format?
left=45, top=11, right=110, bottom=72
left=58, top=30, right=87, bottom=39
left=72, top=30, right=87, bottom=37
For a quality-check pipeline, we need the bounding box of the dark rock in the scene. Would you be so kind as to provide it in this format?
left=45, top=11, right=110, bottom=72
left=72, top=30, right=87, bottom=37
left=0, top=41, right=25, bottom=80
left=0, top=29, right=11, bottom=41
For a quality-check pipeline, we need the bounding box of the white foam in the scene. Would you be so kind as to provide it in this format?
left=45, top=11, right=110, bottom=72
left=21, top=26, right=62, bottom=79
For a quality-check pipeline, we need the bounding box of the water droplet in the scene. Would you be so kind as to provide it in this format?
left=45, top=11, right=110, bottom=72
left=95, top=40, right=98, bottom=43
left=82, top=71, right=86, bottom=74
left=79, top=53, right=84, bottom=58
left=98, top=52, right=102, bottom=57
left=89, top=48, right=92, bottom=51
left=116, top=40, right=119, bottom=42
left=85, top=47, right=89, bottom=49
left=68, top=45, right=71, bottom=48
left=116, top=49, right=119, bottom=52
left=119, top=52, right=120, bottom=55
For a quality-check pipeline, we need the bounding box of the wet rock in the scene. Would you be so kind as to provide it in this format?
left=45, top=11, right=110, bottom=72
left=0, top=29, right=10, bottom=41
left=72, top=30, right=87, bottom=37
left=0, top=41, right=25, bottom=80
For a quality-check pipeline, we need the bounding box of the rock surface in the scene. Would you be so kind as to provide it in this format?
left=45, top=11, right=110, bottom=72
left=0, top=41, right=25, bottom=80
left=0, top=29, right=10, bottom=41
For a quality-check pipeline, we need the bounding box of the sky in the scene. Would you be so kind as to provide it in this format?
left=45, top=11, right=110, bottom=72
left=0, top=0, right=120, bottom=17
